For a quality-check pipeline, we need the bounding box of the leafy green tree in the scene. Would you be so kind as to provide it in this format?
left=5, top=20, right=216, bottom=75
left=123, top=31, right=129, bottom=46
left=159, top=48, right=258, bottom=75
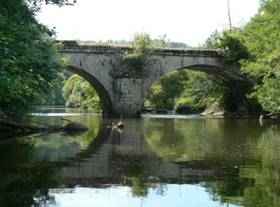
left=38, top=73, right=66, bottom=105
left=0, top=0, right=71, bottom=119
left=146, top=71, right=188, bottom=110
left=202, top=30, right=258, bottom=113
left=240, top=0, right=280, bottom=114
left=63, top=75, right=101, bottom=111
left=205, top=29, right=250, bottom=65
left=176, top=71, right=226, bottom=110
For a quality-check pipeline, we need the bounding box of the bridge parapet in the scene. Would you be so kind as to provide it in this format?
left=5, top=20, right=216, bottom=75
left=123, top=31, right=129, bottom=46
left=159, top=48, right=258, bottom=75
left=58, top=40, right=224, bottom=57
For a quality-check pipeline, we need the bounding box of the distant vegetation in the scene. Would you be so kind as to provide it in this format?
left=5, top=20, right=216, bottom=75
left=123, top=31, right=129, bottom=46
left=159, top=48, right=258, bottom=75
left=63, top=75, right=101, bottom=111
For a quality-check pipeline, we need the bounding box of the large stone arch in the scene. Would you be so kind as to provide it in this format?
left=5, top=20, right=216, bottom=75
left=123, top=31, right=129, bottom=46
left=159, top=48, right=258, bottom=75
left=66, top=65, right=114, bottom=117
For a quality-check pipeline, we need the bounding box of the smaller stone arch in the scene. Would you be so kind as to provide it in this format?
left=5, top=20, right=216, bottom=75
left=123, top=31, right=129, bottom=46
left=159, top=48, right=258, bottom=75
left=66, top=65, right=114, bottom=117
left=173, top=63, right=226, bottom=77
left=143, top=61, right=226, bottom=100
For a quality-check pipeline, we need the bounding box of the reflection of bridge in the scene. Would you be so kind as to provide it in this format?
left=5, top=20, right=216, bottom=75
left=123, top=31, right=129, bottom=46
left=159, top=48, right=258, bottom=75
left=58, top=121, right=252, bottom=188
left=60, top=41, right=235, bottom=117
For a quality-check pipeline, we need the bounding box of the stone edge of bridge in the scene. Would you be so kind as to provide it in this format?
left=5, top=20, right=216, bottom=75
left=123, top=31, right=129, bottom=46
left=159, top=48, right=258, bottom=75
left=57, top=40, right=223, bottom=57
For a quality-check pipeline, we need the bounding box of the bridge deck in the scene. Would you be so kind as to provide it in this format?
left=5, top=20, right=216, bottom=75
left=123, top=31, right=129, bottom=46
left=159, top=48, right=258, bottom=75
left=58, top=40, right=223, bottom=57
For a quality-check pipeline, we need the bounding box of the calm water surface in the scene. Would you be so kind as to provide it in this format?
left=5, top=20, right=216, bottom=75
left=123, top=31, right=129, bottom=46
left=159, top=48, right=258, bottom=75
left=0, top=108, right=280, bottom=207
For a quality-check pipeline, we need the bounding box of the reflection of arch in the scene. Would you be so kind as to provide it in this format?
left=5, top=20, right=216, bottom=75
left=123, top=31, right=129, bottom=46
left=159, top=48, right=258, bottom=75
left=66, top=65, right=113, bottom=117
left=69, top=122, right=112, bottom=161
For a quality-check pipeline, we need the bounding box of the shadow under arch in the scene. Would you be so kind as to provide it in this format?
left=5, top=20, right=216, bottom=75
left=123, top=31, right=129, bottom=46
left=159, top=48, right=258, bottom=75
left=66, top=65, right=113, bottom=117
left=144, top=63, right=228, bottom=99
left=174, top=64, right=227, bottom=80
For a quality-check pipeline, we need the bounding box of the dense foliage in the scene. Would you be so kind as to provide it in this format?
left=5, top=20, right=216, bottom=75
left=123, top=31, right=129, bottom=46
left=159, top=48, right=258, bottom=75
left=63, top=75, right=101, bottom=111
left=146, top=71, right=188, bottom=110
left=188, top=30, right=255, bottom=114
left=240, top=0, right=280, bottom=113
left=0, top=0, right=68, bottom=118
left=205, top=29, right=250, bottom=65
left=176, top=72, right=226, bottom=111
left=203, top=0, right=280, bottom=115
left=145, top=70, right=227, bottom=113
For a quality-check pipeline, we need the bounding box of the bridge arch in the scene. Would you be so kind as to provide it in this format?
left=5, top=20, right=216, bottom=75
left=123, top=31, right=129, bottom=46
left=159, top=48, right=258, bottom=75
left=66, top=65, right=114, bottom=117
left=143, top=61, right=226, bottom=99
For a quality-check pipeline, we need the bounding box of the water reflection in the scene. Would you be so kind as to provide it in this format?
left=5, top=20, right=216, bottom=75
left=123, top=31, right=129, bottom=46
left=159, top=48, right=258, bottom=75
left=48, top=185, right=239, bottom=207
left=0, top=112, right=279, bottom=207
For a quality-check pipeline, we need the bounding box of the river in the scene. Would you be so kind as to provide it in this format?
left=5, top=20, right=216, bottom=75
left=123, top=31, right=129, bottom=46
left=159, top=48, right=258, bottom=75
left=0, top=107, right=279, bottom=207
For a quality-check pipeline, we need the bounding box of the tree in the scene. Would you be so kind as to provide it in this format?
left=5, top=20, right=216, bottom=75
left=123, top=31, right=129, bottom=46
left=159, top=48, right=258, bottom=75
left=63, top=75, right=101, bottom=111
left=203, top=30, right=256, bottom=114
left=176, top=71, right=226, bottom=111
left=240, top=0, right=280, bottom=114
left=0, top=0, right=70, bottom=119
left=146, top=71, right=188, bottom=110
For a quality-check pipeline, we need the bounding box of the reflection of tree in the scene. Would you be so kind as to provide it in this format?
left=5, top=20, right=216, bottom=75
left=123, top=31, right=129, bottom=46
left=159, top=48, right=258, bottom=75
left=130, top=176, right=148, bottom=197
left=203, top=177, right=251, bottom=206
left=200, top=125, right=280, bottom=207
left=123, top=157, right=149, bottom=197
left=144, top=118, right=270, bottom=206
left=145, top=120, right=187, bottom=161
left=0, top=115, right=102, bottom=207
left=28, top=115, right=101, bottom=162
left=0, top=165, right=60, bottom=207
left=115, top=154, right=167, bottom=198
left=243, top=127, right=280, bottom=207
left=0, top=141, right=61, bottom=207
left=145, top=119, right=261, bottom=164
left=30, top=113, right=101, bottom=149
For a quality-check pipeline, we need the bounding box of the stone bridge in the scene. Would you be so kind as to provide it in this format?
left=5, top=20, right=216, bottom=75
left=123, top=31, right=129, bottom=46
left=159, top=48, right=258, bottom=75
left=60, top=41, right=232, bottom=117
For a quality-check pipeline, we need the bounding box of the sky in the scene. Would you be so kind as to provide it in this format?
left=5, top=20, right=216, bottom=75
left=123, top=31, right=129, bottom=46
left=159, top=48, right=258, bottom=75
left=37, top=0, right=260, bottom=47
